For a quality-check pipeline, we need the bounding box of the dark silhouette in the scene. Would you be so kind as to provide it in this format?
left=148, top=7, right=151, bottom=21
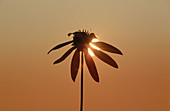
left=48, top=30, right=123, bottom=111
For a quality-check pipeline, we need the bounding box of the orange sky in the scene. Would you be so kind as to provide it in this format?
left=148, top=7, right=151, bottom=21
left=0, top=0, right=170, bottom=111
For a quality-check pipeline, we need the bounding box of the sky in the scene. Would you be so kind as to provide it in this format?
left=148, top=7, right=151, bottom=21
left=0, top=0, right=170, bottom=111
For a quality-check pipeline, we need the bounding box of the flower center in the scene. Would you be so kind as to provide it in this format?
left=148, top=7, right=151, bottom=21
left=70, top=31, right=97, bottom=50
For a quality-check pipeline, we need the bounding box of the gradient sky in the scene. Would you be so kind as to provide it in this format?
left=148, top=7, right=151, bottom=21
left=0, top=0, right=170, bottom=111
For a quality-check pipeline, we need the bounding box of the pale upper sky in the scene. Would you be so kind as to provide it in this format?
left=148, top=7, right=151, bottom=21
left=0, top=0, right=170, bottom=111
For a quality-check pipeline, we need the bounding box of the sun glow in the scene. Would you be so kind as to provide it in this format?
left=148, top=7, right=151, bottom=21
left=88, top=48, right=94, bottom=56
left=88, top=38, right=100, bottom=56
left=92, top=38, right=99, bottom=42
left=89, top=43, right=100, bottom=50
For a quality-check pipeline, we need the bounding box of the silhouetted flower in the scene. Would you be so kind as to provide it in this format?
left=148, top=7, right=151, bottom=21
left=48, top=30, right=123, bottom=82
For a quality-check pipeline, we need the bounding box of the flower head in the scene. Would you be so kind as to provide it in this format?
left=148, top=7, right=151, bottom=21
left=48, top=30, right=123, bottom=82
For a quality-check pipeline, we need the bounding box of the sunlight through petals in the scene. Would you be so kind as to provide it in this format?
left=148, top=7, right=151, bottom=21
left=89, top=43, right=100, bottom=50
left=92, top=38, right=99, bottom=42
left=88, top=48, right=94, bottom=56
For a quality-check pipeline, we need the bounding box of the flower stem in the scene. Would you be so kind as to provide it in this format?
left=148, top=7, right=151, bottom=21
left=80, top=51, right=84, bottom=111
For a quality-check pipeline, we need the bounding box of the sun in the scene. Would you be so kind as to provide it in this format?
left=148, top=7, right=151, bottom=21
left=91, top=38, right=99, bottom=42
left=88, top=38, right=100, bottom=56
left=88, top=48, right=94, bottom=56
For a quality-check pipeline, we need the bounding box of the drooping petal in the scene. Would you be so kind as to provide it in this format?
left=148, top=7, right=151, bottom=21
left=47, top=40, right=73, bottom=54
left=91, top=48, right=118, bottom=68
left=84, top=48, right=99, bottom=82
left=92, top=42, right=123, bottom=55
left=71, top=49, right=80, bottom=82
left=53, top=47, right=76, bottom=64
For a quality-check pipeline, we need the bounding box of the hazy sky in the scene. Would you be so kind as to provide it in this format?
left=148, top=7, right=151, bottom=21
left=0, top=0, right=170, bottom=111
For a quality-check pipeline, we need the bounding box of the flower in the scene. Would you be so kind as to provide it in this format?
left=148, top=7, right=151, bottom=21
left=48, top=30, right=123, bottom=82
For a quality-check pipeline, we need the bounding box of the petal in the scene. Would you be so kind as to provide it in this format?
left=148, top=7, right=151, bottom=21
left=92, top=42, right=123, bottom=55
left=53, top=47, right=76, bottom=64
left=47, top=40, right=73, bottom=54
left=71, top=49, right=80, bottom=82
left=84, top=48, right=99, bottom=82
left=91, top=48, right=118, bottom=68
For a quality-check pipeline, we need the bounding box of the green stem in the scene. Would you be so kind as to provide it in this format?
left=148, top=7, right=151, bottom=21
left=80, top=51, right=84, bottom=111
